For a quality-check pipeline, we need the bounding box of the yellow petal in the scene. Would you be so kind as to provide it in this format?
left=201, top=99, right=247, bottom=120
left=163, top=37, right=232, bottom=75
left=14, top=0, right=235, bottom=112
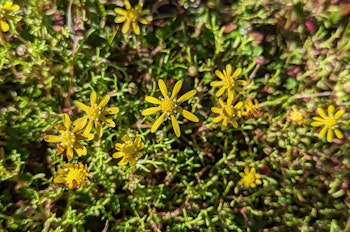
left=326, top=127, right=334, bottom=143
left=121, top=20, right=131, bottom=34
left=215, top=87, right=226, bottom=97
left=66, top=147, right=74, bottom=161
left=44, top=135, right=61, bottom=143
left=232, top=67, right=242, bottom=78
left=218, top=98, right=225, bottom=108
left=118, top=157, right=128, bottom=166
left=84, top=120, right=93, bottom=134
left=142, top=107, right=161, bottom=116
left=180, top=109, right=199, bottom=122
left=75, top=101, right=88, bottom=112
left=54, top=177, right=66, bottom=184
left=211, top=107, right=221, bottom=114
left=124, top=0, right=131, bottom=9
left=334, top=109, right=345, bottom=118
left=114, top=15, right=126, bottom=23
left=114, top=8, right=127, bottom=16
left=63, top=114, right=71, bottom=129
left=213, top=115, right=223, bottom=123
left=215, top=70, right=225, bottom=80
left=99, top=95, right=110, bottom=107
left=74, top=143, right=87, bottom=157
left=134, top=137, right=141, bottom=145
left=123, top=134, right=131, bottom=143
left=10, top=4, right=20, bottom=11
left=228, top=91, right=234, bottom=100
left=312, top=117, right=325, bottom=121
left=225, top=64, right=232, bottom=77
left=311, top=121, right=324, bottom=127
left=115, top=143, right=123, bottom=150
left=139, top=17, right=149, bottom=25
left=334, top=129, right=344, bottom=139
left=90, top=91, right=97, bottom=106
left=73, top=118, right=87, bottom=132
left=177, top=90, right=196, bottom=103
left=171, top=114, right=181, bottom=137
left=255, top=179, right=262, bottom=185
left=132, top=22, right=140, bottom=35
left=210, top=81, right=222, bottom=87
left=129, top=157, right=136, bottom=166
left=171, top=80, right=183, bottom=99
left=316, top=107, right=326, bottom=119
left=0, top=20, right=9, bottom=32
left=104, top=107, right=119, bottom=115
left=101, top=117, right=115, bottom=127
left=318, top=126, right=327, bottom=139
left=158, top=79, right=168, bottom=98
left=145, top=96, right=162, bottom=104
left=230, top=118, right=238, bottom=128
left=113, top=152, right=124, bottom=159
left=96, top=121, right=103, bottom=137
left=151, top=113, right=166, bottom=133
left=328, top=105, right=335, bottom=115
left=77, top=133, right=94, bottom=141
left=135, top=152, right=143, bottom=158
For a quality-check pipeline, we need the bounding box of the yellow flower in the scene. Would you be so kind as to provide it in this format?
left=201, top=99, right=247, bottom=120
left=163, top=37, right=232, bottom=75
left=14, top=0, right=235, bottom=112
left=75, top=91, right=119, bottom=137
left=311, top=105, right=344, bottom=143
left=44, top=114, right=94, bottom=161
left=239, top=167, right=262, bottom=188
left=244, top=98, right=261, bottom=118
left=54, top=163, right=89, bottom=189
left=113, top=134, right=144, bottom=166
left=114, top=0, right=151, bottom=35
left=141, top=79, right=199, bottom=137
left=210, top=64, right=247, bottom=99
left=0, top=2, right=20, bottom=32
left=211, top=97, right=245, bottom=129
left=288, top=106, right=306, bottom=125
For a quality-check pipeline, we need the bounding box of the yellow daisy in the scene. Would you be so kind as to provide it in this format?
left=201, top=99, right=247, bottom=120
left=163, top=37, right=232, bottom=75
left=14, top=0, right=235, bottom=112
left=211, top=97, right=245, bottom=130
left=113, top=134, right=144, bottom=166
left=44, top=114, right=94, bottom=161
left=210, top=64, right=247, bottom=99
left=54, top=163, right=89, bottom=189
left=239, top=167, right=262, bottom=188
left=311, top=105, right=344, bottom=143
left=141, top=79, right=199, bottom=137
left=114, top=0, right=151, bottom=35
left=75, top=91, right=119, bottom=137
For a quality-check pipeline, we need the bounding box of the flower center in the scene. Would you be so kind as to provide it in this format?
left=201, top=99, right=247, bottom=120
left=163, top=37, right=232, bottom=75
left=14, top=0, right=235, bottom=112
left=242, top=174, right=256, bottom=186
left=87, top=104, right=101, bottom=121
left=61, top=131, right=76, bottom=148
left=123, top=144, right=137, bottom=156
left=160, top=97, right=176, bottom=114
left=127, top=9, right=138, bottom=22
left=324, top=116, right=337, bottom=128
left=66, top=168, right=87, bottom=188
left=223, top=77, right=233, bottom=88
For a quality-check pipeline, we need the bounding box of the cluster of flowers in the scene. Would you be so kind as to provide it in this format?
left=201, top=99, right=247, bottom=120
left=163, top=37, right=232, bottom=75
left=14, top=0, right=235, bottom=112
left=44, top=92, right=144, bottom=189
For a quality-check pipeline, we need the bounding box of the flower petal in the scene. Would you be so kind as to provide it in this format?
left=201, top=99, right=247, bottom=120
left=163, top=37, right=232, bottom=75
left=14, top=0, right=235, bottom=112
left=132, top=22, right=140, bottom=35
left=90, top=92, right=97, bottom=106
left=113, top=152, right=124, bottom=159
left=66, top=147, right=74, bottom=161
left=118, top=157, right=128, bottom=166
left=210, top=81, right=222, bottom=87
left=122, top=20, right=131, bottom=34
left=171, top=80, right=183, bottom=99
left=76, top=133, right=94, bottom=141
left=124, top=0, right=131, bottom=9
left=215, top=87, right=226, bottom=97
left=114, top=8, right=127, bottom=16
left=312, top=117, right=325, bottom=122
left=158, top=79, right=168, bottom=98
left=99, top=95, right=110, bottom=107
left=326, top=127, right=334, bottom=143
left=123, top=134, right=131, bottom=143
left=232, top=67, right=242, bottom=78
left=215, top=70, right=225, bottom=80
left=171, top=115, right=181, bottom=137
left=142, top=107, right=161, bottom=116
left=225, top=64, right=232, bottom=77
left=115, top=15, right=126, bottom=23
left=101, top=116, right=115, bottom=127
left=230, top=118, right=238, bottom=128
left=145, top=96, right=162, bottom=104
left=54, top=177, right=66, bottom=184
left=334, top=128, right=344, bottom=139
left=75, top=101, right=89, bottom=112
left=44, top=135, right=61, bottom=143
left=316, top=107, right=326, bottom=119
left=115, top=143, right=123, bottom=150
left=311, top=121, right=324, bottom=127
left=334, top=109, right=345, bottom=118
left=213, top=115, right=223, bottom=123
left=74, top=143, right=87, bottom=157
left=180, top=109, right=199, bottom=122
left=151, top=112, right=166, bottom=133
left=318, top=126, right=327, bottom=139
left=129, top=157, right=136, bottom=166
left=211, top=107, right=221, bottom=114
left=84, top=120, right=93, bottom=134
left=96, top=121, right=103, bottom=137
left=0, top=20, right=9, bottom=32
left=177, top=90, right=196, bottom=103
left=63, top=114, right=71, bottom=130
left=104, top=107, right=119, bottom=115
left=328, top=105, right=335, bottom=115
left=228, top=91, right=234, bottom=100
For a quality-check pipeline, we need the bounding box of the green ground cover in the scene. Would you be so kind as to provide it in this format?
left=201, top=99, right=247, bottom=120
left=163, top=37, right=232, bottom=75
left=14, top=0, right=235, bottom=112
left=0, top=0, right=350, bottom=231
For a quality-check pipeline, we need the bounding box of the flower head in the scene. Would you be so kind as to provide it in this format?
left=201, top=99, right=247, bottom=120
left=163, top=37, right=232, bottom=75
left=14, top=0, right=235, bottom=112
left=211, top=97, right=245, bottom=130
left=288, top=106, right=306, bottom=125
left=210, top=64, right=247, bottom=99
left=113, top=134, right=144, bottom=166
left=44, top=114, right=94, bottom=161
left=244, top=98, right=261, bottom=118
left=141, top=79, right=199, bottom=137
left=311, top=105, right=344, bottom=142
left=239, top=167, right=262, bottom=188
left=54, top=163, right=89, bottom=189
left=0, top=2, right=20, bottom=32
left=75, top=91, right=119, bottom=137
left=114, top=0, right=151, bottom=35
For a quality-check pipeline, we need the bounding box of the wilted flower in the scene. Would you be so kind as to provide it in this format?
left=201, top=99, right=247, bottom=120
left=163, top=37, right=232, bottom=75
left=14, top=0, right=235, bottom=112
left=288, top=106, right=306, bottom=125
left=54, top=163, right=89, bottom=189
left=44, top=114, right=94, bottom=161
left=113, top=134, right=144, bottom=166
left=244, top=98, right=261, bottom=118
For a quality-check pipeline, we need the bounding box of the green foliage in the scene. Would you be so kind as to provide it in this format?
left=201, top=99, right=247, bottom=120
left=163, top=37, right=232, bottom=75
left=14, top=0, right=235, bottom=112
left=1, top=0, right=350, bottom=231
